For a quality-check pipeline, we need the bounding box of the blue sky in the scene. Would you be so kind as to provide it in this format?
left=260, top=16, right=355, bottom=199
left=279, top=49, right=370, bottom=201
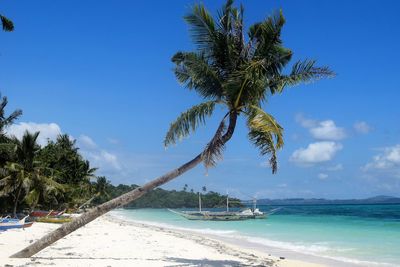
left=1, top=0, right=399, bottom=199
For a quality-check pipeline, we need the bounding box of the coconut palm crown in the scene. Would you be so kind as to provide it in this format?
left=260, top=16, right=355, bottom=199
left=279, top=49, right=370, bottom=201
left=165, top=0, right=334, bottom=173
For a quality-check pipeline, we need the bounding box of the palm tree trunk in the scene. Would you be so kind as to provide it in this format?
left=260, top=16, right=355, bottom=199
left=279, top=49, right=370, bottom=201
left=11, top=112, right=237, bottom=258
left=78, top=195, right=97, bottom=210
left=12, top=184, right=22, bottom=218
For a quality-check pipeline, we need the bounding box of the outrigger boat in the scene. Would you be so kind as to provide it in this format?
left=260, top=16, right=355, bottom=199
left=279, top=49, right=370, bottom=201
left=169, top=194, right=267, bottom=221
left=30, top=209, right=72, bottom=224
left=30, top=210, right=65, bottom=218
left=35, top=216, right=72, bottom=224
left=0, top=216, right=33, bottom=231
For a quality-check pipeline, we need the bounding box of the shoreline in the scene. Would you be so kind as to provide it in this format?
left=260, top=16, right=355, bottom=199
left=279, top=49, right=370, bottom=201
left=0, top=213, right=329, bottom=267
left=110, top=209, right=398, bottom=267
left=108, top=213, right=365, bottom=267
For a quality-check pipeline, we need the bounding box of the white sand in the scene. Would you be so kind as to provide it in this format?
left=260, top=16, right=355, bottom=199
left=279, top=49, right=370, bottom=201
left=0, top=215, right=326, bottom=267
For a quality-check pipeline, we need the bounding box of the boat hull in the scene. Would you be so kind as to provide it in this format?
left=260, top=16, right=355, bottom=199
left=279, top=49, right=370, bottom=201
left=30, top=210, right=63, bottom=217
left=35, top=217, right=72, bottom=224
left=0, top=216, right=30, bottom=231
left=169, top=209, right=267, bottom=221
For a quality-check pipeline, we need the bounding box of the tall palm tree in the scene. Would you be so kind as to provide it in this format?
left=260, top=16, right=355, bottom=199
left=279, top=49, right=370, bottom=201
left=0, top=131, right=40, bottom=216
left=12, top=0, right=333, bottom=258
left=0, top=131, right=63, bottom=216
left=0, top=14, right=14, bottom=32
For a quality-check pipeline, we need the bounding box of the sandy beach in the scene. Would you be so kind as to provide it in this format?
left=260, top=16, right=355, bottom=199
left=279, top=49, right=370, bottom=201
left=0, top=214, right=327, bottom=267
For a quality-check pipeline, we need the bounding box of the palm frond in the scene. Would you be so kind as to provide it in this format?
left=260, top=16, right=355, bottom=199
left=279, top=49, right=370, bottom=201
left=0, top=15, right=14, bottom=32
left=246, top=105, right=283, bottom=173
left=270, top=59, right=335, bottom=93
left=202, top=120, right=226, bottom=168
left=217, top=0, right=234, bottom=33
left=0, top=175, right=17, bottom=196
left=24, top=188, right=40, bottom=206
left=164, top=101, right=217, bottom=147
left=184, top=4, right=217, bottom=51
left=172, top=52, right=223, bottom=99
left=248, top=10, right=285, bottom=60
left=4, top=109, right=23, bottom=126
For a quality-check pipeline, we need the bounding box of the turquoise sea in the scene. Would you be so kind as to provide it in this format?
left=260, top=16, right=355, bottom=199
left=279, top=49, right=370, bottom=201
left=111, top=204, right=400, bottom=266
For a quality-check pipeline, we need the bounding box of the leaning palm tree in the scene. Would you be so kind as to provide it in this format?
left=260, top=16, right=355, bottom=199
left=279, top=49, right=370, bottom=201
left=12, top=0, right=333, bottom=258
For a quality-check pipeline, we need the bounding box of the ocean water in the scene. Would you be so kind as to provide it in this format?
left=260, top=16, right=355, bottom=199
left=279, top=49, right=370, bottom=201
left=111, top=204, right=400, bottom=266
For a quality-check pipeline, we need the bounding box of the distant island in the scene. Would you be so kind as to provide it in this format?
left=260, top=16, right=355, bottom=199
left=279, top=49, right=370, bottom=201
left=254, top=195, right=400, bottom=205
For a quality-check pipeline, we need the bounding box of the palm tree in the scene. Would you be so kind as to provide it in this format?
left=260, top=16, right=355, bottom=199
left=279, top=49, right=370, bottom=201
left=0, top=14, right=14, bottom=32
left=0, top=94, right=23, bottom=165
left=0, top=131, right=63, bottom=216
left=12, top=0, right=333, bottom=258
left=0, top=131, right=40, bottom=216
left=0, top=94, right=22, bottom=134
left=78, top=176, right=110, bottom=209
left=24, top=168, right=64, bottom=211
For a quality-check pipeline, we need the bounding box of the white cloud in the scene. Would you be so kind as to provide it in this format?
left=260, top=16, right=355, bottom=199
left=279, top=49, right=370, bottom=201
left=354, top=121, right=371, bottom=134
left=363, top=145, right=400, bottom=171
left=295, top=113, right=317, bottom=128
left=318, top=173, right=329, bottom=180
left=326, top=163, right=343, bottom=171
left=81, top=149, right=121, bottom=171
left=78, top=134, right=97, bottom=149
left=100, top=150, right=121, bottom=170
left=295, top=114, right=346, bottom=140
left=6, top=122, right=62, bottom=146
left=75, top=134, right=121, bottom=172
left=290, top=141, right=343, bottom=165
left=309, top=120, right=346, bottom=140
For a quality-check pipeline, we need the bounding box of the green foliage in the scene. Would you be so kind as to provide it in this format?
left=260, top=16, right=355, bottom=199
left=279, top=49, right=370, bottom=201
left=0, top=132, right=64, bottom=215
left=102, top=184, right=242, bottom=209
left=167, top=0, right=334, bottom=173
left=164, top=101, right=217, bottom=146
left=0, top=14, right=14, bottom=32
left=246, top=105, right=283, bottom=173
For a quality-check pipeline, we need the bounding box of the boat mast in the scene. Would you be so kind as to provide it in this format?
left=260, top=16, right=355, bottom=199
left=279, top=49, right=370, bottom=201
left=226, top=195, right=229, bottom=212
left=198, top=192, right=202, bottom=212
left=253, top=198, right=256, bottom=211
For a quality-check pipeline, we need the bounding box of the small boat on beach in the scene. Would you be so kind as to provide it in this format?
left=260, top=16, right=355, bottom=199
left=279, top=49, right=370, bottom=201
left=30, top=210, right=65, bottom=218
left=30, top=209, right=73, bottom=224
left=0, top=216, right=32, bottom=231
left=35, top=216, right=72, bottom=224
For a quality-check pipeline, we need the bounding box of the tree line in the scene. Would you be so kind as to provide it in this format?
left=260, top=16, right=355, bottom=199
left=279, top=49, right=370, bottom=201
left=0, top=94, right=240, bottom=216
left=103, top=184, right=242, bottom=209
